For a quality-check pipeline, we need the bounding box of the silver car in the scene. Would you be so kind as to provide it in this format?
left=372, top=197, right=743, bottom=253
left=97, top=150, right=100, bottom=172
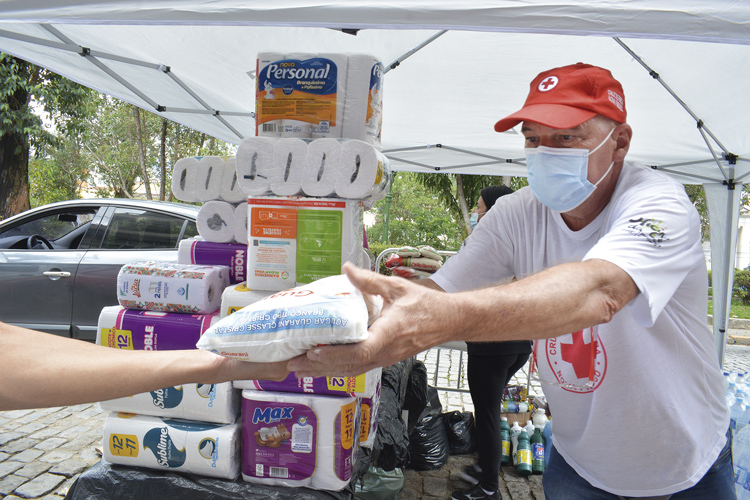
left=0, top=199, right=200, bottom=340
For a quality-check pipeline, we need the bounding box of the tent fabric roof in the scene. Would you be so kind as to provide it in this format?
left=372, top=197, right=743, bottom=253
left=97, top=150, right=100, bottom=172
left=0, top=1, right=748, bottom=182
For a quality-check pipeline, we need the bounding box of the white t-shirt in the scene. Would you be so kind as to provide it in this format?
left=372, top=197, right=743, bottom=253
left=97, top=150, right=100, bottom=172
left=431, top=162, right=729, bottom=496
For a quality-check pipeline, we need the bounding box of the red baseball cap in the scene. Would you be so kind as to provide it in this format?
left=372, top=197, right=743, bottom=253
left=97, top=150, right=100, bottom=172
left=494, top=63, right=626, bottom=132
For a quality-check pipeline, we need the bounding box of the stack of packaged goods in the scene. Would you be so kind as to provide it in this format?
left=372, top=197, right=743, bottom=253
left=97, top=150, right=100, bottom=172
left=384, top=245, right=444, bottom=279
left=96, top=261, right=242, bottom=479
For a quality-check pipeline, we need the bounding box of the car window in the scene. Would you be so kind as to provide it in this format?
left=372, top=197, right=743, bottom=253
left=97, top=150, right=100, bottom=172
left=100, top=208, right=193, bottom=250
left=0, top=209, right=96, bottom=241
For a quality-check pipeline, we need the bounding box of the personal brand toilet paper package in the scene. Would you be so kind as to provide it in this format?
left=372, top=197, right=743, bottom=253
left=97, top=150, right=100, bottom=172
left=247, top=196, right=363, bottom=290
left=117, top=261, right=228, bottom=314
left=102, top=413, right=241, bottom=479
left=97, top=306, right=218, bottom=351
left=178, top=238, right=247, bottom=284
left=233, top=366, right=381, bottom=399
left=99, top=383, right=240, bottom=424
left=342, top=54, right=384, bottom=146
left=241, top=390, right=359, bottom=491
left=220, top=282, right=275, bottom=318
left=196, top=274, right=370, bottom=362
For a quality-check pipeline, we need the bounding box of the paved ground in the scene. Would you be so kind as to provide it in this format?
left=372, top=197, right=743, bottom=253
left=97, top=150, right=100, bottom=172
left=1, top=331, right=749, bottom=500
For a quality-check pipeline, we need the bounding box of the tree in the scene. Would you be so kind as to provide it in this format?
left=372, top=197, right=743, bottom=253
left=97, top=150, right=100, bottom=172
left=0, top=54, right=91, bottom=219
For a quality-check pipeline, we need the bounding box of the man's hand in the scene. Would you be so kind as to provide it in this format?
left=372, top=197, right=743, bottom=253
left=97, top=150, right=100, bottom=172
left=287, top=262, right=454, bottom=377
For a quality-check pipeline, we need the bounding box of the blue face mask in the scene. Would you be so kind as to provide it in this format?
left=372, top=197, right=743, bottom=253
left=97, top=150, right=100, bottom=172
left=469, top=212, right=479, bottom=229
left=525, top=129, right=615, bottom=213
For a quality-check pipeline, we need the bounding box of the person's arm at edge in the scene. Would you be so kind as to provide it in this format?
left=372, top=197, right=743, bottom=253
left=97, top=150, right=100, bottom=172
left=0, top=322, right=289, bottom=411
left=288, top=258, right=638, bottom=377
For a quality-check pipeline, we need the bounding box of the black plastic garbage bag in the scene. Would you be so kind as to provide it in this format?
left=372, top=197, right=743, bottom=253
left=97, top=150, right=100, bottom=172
left=443, top=410, right=477, bottom=455
left=406, top=386, right=449, bottom=470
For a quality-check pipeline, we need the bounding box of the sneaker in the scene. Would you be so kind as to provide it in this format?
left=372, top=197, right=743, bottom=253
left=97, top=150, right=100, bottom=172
left=459, top=463, right=481, bottom=485
left=451, top=483, right=501, bottom=500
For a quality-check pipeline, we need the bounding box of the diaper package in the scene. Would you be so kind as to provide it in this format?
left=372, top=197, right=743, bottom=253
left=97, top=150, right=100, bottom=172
left=99, top=382, right=240, bottom=424
left=102, top=413, right=241, bottom=480
left=196, top=274, right=372, bottom=362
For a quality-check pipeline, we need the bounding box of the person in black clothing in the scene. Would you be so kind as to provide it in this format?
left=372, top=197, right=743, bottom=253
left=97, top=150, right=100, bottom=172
left=452, top=185, right=533, bottom=500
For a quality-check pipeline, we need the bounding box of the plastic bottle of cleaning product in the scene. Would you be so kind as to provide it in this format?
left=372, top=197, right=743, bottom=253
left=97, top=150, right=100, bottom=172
left=524, top=420, right=535, bottom=437
left=510, top=421, right=523, bottom=465
left=734, top=423, right=750, bottom=499
left=531, top=427, right=545, bottom=474
left=732, top=397, right=746, bottom=433
left=500, top=417, right=511, bottom=465
left=532, top=409, right=548, bottom=429
left=516, top=430, right=532, bottom=476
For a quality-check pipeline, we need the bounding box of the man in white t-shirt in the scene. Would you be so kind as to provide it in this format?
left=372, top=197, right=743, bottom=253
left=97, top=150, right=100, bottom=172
left=289, top=63, right=733, bottom=499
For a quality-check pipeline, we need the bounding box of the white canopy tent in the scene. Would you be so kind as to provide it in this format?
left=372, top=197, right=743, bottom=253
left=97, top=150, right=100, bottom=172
left=0, top=1, right=747, bottom=364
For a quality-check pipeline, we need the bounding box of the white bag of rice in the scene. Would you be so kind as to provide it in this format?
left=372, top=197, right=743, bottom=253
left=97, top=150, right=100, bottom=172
left=196, top=274, right=377, bottom=362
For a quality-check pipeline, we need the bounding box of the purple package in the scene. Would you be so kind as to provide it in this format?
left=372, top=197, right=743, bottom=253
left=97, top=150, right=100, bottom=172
left=179, top=239, right=247, bottom=284
left=235, top=368, right=381, bottom=398
left=241, top=393, right=317, bottom=487
left=97, top=306, right=217, bottom=351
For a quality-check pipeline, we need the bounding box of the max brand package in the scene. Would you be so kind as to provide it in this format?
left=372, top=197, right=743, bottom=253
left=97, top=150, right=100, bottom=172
left=196, top=274, right=371, bottom=362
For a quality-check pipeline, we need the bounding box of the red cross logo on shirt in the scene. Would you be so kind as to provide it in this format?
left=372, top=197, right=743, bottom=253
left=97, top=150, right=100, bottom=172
left=538, top=76, right=558, bottom=92
left=541, top=327, right=607, bottom=394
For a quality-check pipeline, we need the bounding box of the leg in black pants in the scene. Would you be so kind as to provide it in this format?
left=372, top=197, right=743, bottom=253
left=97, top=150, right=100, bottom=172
left=467, top=352, right=531, bottom=492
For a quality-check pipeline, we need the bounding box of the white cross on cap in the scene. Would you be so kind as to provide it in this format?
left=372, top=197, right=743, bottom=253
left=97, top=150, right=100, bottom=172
left=538, top=76, right=558, bottom=92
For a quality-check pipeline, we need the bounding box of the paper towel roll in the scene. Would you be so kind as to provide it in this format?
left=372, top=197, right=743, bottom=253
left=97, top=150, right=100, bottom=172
left=334, top=140, right=390, bottom=201
left=236, top=137, right=276, bottom=196
left=233, top=203, right=248, bottom=245
left=269, top=138, right=307, bottom=196
left=116, top=261, right=226, bottom=314
left=300, top=138, right=342, bottom=197
left=96, top=305, right=217, bottom=351
left=193, top=156, right=224, bottom=202
left=256, top=52, right=285, bottom=137
left=241, top=390, right=315, bottom=488
left=102, top=412, right=241, bottom=479
left=197, top=201, right=236, bottom=243
left=246, top=197, right=298, bottom=291
left=220, top=157, right=246, bottom=204
left=233, top=366, right=382, bottom=398
left=178, top=238, right=247, bottom=284
left=342, top=55, right=383, bottom=146
left=99, top=382, right=240, bottom=424
left=311, top=394, right=359, bottom=491
left=220, top=282, right=274, bottom=318
left=171, top=157, right=199, bottom=202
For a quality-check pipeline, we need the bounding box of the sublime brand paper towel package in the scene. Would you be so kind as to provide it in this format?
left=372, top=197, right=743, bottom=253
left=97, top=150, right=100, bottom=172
left=220, top=283, right=275, bottom=318
left=117, top=261, right=228, bottom=314
left=233, top=366, right=382, bottom=399
left=99, top=382, right=239, bottom=424
left=178, top=239, right=247, bottom=284
left=196, top=274, right=369, bottom=362
left=96, top=306, right=218, bottom=351
left=103, top=413, right=241, bottom=479
left=241, top=390, right=359, bottom=491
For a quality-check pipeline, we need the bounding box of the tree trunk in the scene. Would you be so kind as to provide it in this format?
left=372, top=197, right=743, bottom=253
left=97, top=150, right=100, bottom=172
left=133, top=106, right=152, bottom=200
left=456, top=174, right=472, bottom=234
left=159, top=119, right=168, bottom=201
left=0, top=132, right=30, bottom=219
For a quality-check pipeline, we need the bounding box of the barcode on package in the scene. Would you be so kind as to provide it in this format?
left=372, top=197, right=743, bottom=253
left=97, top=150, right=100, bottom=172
left=270, top=467, right=289, bottom=478
left=263, top=123, right=277, bottom=133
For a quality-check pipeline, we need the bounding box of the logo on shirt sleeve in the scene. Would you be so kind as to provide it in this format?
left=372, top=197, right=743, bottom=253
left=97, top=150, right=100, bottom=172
left=626, top=218, right=669, bottom=247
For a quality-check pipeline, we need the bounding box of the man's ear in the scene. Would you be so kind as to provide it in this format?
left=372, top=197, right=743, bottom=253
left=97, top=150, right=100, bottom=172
left=613, top=123, right=633, bottom=162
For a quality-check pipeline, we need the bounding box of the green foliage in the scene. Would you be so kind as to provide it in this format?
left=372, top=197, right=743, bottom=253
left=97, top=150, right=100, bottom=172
left=734, top=269, right=750, bottom=305
left=366, top=241, right=397, bottom=275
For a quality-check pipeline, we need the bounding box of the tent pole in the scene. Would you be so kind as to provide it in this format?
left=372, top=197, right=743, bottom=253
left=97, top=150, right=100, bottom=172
left=382, top=175, right=394, bottom=244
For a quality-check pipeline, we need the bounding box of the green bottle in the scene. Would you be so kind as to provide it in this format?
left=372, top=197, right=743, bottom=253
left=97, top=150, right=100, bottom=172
left=516, top=430, right=532, bottom=476
left=500, top=417, right=511, bottom=465
left=531, top=427, right=545, bottom=474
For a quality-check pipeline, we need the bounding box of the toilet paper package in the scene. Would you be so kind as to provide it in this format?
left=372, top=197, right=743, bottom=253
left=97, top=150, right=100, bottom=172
left=196, top=274, right=369, bottom=363
left=269, top=138, right=307, bottom=196
left=194, top=156, right=225, bottom=202
left=220, top=157, right=246, bottom=204
left=256, top=53, right=344, bottom=140
left=233, top=202, right=249, bottom=244
left=97, top=305, right=218, bottom=351
left=300, top=138, right=342, bottom=197
left=246, top=196, right=299, bottom=291
left=358, top=377, right=381, bottom=449
left=116, top=261, right=228, bottom=314
left=220, top=282, right=275, bottom=318
left=233, top=366, right=382, bottom=398
left=102, top=412, right=241, bottom=479
left=342, top=55, right=384, bottom=147
left=197, top=201, right=237, bottom=243
left=172, top=156, right=236, bottom=203
left=178, top=238, right=247, bottom=284
left=171, top=157, right=199, bottom=202
left=99, top=382, right=240, bottom=424
left=333, top=140, right=390, bottom=202
left=241, top=390, right=359, bottom=491
left=236, top=136, right=277, bottom=196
